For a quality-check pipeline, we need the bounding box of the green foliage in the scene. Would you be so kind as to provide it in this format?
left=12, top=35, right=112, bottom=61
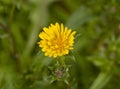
left=0, top=0, right=120, bottom=89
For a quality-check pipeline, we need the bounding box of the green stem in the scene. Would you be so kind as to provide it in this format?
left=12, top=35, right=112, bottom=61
left=64, top=80, right=71, bottom=89
left=9, top=1, right=15, bottom=27
left=90, top=72, right=112, bottom=89
left=7, top=1, right=22, bottom=73
left=57, top=57, right=66, bottom=66
left=57, top=57, right=71, bottom=89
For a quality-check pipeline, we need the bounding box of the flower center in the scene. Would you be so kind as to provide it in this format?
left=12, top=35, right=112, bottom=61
left=54, top=38, right=65, bottom=49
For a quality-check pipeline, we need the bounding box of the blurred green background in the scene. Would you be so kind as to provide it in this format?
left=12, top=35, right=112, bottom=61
left=0, top=0, right=120, bottom=89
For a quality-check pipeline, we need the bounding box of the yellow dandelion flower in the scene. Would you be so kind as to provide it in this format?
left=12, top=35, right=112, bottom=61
left=38, top=22, right=76, bottom=58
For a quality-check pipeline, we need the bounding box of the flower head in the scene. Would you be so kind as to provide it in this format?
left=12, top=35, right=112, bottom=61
left=38, top=23, right=76, bottom=58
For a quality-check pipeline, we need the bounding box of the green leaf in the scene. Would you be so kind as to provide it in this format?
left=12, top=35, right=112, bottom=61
left=66, top=6, right=94, bottom=31
left=90, top=72, right=112, bottom=89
